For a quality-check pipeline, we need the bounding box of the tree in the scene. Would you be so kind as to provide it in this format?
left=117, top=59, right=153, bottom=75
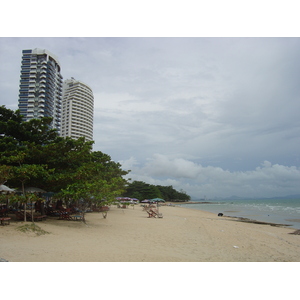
left=1, top=105, right=130, bottom=223
left=0, top=165, right=13, bottom=186
left=124, top=181, right=163, bottom=200
left=124, top=181, right=191, bottom=201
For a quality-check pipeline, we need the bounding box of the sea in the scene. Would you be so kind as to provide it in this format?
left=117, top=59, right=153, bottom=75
left=178, top=198, right=300, bottom=229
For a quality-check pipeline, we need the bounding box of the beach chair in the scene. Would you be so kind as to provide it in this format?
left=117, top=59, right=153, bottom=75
left=146, top=209, right=156, bottom=218
left=58, top=210, right=73, bottom=220
left=0, top=217, right=11, bottom=225
left=15, top=211, right=25, bottom=221
left=146, top=208, right=163, bottom=218
left=26, top=212, right=47, bottom=221
left=72, top=214, right=83, bottom=221
left=0, top=208, right=8, bottom=217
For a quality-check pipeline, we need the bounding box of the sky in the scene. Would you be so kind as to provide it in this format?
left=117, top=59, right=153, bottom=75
left=1, top=36, right=300, bottom=199
left=1, top=0, right=300, bottom=199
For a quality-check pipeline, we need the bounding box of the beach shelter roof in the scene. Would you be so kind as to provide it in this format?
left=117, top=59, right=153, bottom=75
left=116, top=197, right=132, bottom=201
left=16, top=187, right=47, bottom=193
left=141, top=199, right=151, bottom=203
left=0, top=185, right=15, bottom=193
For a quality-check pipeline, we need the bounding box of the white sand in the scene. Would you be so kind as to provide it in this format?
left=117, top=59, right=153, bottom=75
left=1, top=204, right=300, bottom=262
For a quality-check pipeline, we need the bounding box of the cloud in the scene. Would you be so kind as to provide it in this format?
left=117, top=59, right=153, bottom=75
left=120, top=155, right=300, bottom=198
left=1, top=37, right=300, bottom=198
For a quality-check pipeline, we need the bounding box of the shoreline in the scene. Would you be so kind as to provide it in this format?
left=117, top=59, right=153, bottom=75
left=173, top=200, right=300, bottom=230
left=1, top=204, right=300, bottom=262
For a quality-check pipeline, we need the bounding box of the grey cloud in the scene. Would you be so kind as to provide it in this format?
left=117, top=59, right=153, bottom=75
left=122, top=155, right=300, bottom=198
left=1, top=37, right=300, bottom=198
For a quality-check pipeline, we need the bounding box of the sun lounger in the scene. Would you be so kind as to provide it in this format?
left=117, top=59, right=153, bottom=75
left=58, top=211, right=73, bottom=220
left=72, top=215, right=83, bottom=221
left=15, top=211, right=25, bottom=221
left=15, top=211, right=46, bottom=221
left=0, top=208, right=8, bottom=217
left=26, top=212, right=46, bottom=221
left=146, top=208, right=163, bottom=218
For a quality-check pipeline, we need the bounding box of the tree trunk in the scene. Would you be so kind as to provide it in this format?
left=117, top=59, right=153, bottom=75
left=22, top=181, right=26, bottom=222
left=31, top=200, right=34, bottom=223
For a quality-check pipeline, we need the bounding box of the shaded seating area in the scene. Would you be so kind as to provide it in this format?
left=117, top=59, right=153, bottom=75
left=58, top=212, right=84, bottom=221
left=15, top=211, right=47, bottom=222
left=58, top=208, right=84, bottom=221
left=0, top=217, right=11, bottom=226
left=72, top=215, right=83, bottom=221
left=46, top=206, right=61, bottom=216
left=58, top=209, right=74, bottom=221
left=91, top=205, right=110, bottom=218
left=0, top=207, right=8, bottom=217
left=28, top=213, right=46, bottom=221
left=117, top=203, right=127, bottom=209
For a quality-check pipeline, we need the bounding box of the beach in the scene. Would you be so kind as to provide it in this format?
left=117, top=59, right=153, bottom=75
left=1, top=204, right=300, bottom=262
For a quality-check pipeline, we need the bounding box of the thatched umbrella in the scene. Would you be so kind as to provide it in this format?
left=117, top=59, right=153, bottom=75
left=0, top=185, right=15, bottom=193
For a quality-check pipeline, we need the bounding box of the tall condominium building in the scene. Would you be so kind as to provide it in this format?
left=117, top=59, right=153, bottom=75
left=18, top=48, right=63, bottom=133
left=61, top=78, right=94, bottom=142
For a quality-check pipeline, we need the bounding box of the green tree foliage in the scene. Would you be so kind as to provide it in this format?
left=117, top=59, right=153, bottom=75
left=0, top=105, right=57, bottom=154
left=0, top=165, right=13, bottom=185
left=0, top=106, right=130, bottom=220
left=124, top=181, right=191, bottom=201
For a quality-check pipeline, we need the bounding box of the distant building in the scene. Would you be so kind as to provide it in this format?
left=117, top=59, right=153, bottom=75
left=18, top=48, right=63, bottom=133
left=61, top=78, right=94, bottom=142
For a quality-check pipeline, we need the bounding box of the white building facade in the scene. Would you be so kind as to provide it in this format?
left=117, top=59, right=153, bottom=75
left=61, top=78, right=94, bottom=142
left=18, top=48, right=63, bottom=133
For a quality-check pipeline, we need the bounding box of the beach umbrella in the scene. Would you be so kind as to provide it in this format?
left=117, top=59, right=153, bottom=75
left=24, top=187, right=47, bottom=193
left=151, top=198, right=165, bottom=202
left=0, top=185, right=15, bottom=193
left=151, top=198, right=165, bottom=214
left=141, top=199, right=150, bottom=203
left=15, top=186, right=47, bottom=194
left=116, top=197, right=131, bottom=201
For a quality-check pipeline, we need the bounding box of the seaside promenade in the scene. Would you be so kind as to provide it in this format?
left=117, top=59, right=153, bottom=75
left=1, top=204, right=300, bottom=262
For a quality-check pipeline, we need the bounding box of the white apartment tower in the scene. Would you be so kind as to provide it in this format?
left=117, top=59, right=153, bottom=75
left=61, top=78, right=94, bottom=142
left=18, top=48, right=63, bottom=133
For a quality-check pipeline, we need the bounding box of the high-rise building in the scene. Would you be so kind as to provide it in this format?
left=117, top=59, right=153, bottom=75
left=61, top=78, right=94, bottom=142
left=18, top=48, right=63, bottom=133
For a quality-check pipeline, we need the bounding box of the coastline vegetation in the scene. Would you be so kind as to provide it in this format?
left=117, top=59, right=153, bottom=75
left=124, top=180, right=190, bottom=202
